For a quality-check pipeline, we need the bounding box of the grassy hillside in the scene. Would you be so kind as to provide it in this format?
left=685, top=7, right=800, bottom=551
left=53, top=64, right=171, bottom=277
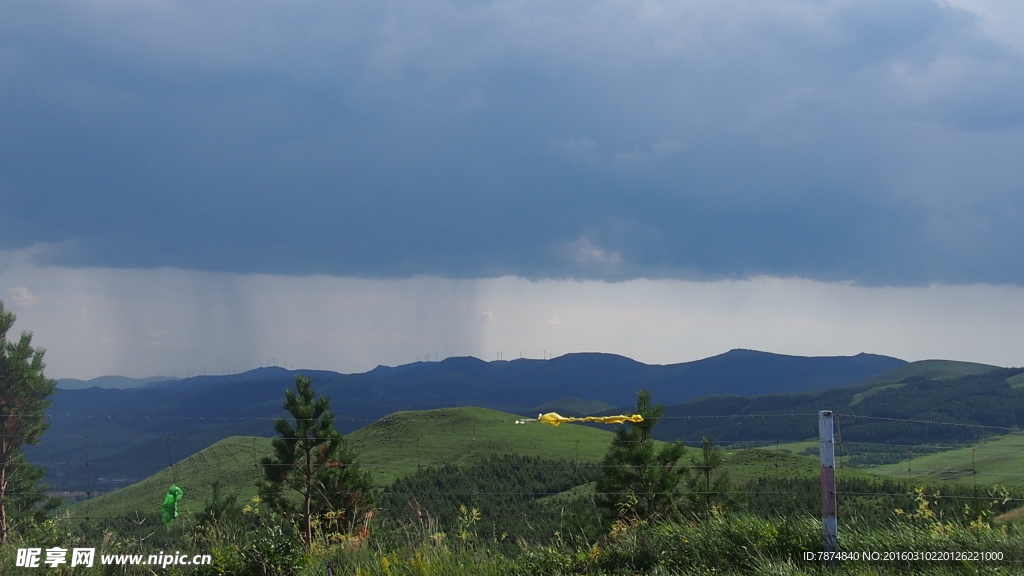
left=848, top=382, right=907, bottom=406
left=347, top=406, right=615, bottom=485
left=867, top=433, right=1024, bottom=486
left=845, top=359, right=1000, bottom=408
left=712, top=445, right=824, bottom=483
left=656, top=367, right=1024, bottom=445
left=543, top=447, right=875, bottom=499
left=72, top=402, right=1018, bottom=527
left=68, top=407, right=616, bottom=522
left=68, top=405, right=839, bottom=523
left=66, top=436, right=271, bottom=523
left=541, top=448, right=831, bottom=504
left=855, top=359, right=999, bottom=389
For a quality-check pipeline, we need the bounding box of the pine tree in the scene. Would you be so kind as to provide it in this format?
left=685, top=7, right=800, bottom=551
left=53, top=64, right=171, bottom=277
left=687, top=436, right=738, bottom=519
left=261, top=375, right=374, bottom=545
left=595, top=390, right=687, bottom=528
left=0, top=300, right=59, bottom=542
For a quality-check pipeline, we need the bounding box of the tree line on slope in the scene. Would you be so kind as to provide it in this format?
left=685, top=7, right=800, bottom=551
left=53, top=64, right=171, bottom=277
left=653, top=368, right=1024, bottom=445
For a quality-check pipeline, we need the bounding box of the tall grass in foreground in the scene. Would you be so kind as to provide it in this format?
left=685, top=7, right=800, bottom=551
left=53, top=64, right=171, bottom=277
left=4, top=510, right=1024, bottom=575
left=313, top=512, right=1024, bottom=576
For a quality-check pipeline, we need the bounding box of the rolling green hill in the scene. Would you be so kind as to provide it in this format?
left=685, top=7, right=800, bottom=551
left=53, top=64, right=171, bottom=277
left=1008, top=373, right=1024, bottom=388
left=347, top=407, right=616, bottom=485
left=69, top=404, right=887, bottom=526
left=656, top=367, right=1024, bottom=445
left=67, top=363, right=1024, bottom=524
left=867, top=432, right=1024, bottom=486
left=760, top=434, right=1024, bottom=503
left=847, top=383, right=907, bottom=406
left=66, top=436, right=271, bottom=523
left=854, top=359, right=999, bottom=390
left=845, top=359, right=1000, bottom=409
left=67, top=405, right=840, bottom=523
left=68, top=401, right=1015, bottom=538
left=68, top=407, right=617, bottom=522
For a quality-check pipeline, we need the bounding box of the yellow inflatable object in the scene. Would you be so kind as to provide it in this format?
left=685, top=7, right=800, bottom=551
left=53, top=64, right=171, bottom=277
left=515, top=412, right=643, bottom=426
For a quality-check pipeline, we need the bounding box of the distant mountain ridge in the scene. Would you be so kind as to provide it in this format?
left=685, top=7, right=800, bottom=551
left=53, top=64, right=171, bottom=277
left=31, top=349, right=905, bottom=492
left=55, top=375, right=178, bottom=390
left=119, top=349, right=906, bottom=413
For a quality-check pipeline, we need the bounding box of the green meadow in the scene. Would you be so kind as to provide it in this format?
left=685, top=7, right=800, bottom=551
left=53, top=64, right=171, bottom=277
left=69, top=407, right=617, bottom=521
left=868, top=432, right=1024, bottom=486
left=853, top=359, right=1000, bottom=389
left=69, top=406, right=886, bottom=525
left=25, top=403, right=1024, bottom=576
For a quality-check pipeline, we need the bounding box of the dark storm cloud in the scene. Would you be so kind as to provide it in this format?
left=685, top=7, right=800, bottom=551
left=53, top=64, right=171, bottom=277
left=2, top=0, right=1023, bottom=284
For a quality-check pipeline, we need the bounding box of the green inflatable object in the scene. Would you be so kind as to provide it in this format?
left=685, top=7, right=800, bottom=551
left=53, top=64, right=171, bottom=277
left=160, top=485, right=184, bottom=524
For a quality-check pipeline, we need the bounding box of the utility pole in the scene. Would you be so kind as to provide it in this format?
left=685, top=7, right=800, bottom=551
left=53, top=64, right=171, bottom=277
left=819, top=410, right=837, bottom=557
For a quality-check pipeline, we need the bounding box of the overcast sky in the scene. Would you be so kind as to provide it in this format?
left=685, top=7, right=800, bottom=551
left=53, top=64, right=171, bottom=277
left=2, top=1, right=1024, bottom=378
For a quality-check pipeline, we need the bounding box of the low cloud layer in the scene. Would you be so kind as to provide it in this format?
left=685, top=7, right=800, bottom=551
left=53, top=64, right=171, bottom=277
left=2, top=1, right=1024, bottom=284
left=3, top=262, right=1021, bottom=379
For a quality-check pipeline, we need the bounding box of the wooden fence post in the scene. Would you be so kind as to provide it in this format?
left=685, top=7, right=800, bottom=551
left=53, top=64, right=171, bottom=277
left=819, top=410, right=837, bottom=555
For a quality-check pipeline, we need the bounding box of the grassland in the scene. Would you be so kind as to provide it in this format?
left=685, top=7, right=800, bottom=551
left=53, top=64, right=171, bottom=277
left=347, top=406, right=615, bottom=485
left=48, top=403, right=1024, bottom=576
left=867, top=432, right=1024, bottom=486
left=764, top=440, right=817, bottom=454
left=71, top=403, right=966, bottom=525
left=843, top=359, right=1000, bottom=410
left=69, top=407, right=617, bottom=521
left=72, top=405, right=839, bottom=523
left=855, top=359, right=998, bottom=389
left=65, top=435, right=271, bottom=523
left=1008, top=373, right=1024, bottom=388
left=848, top=382, right=907, bottom=406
